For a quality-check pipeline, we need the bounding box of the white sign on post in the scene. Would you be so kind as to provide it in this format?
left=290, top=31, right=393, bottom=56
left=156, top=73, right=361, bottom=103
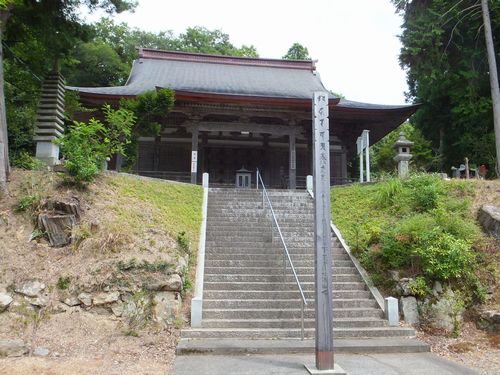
left=191, top=151, right=198, bottom=173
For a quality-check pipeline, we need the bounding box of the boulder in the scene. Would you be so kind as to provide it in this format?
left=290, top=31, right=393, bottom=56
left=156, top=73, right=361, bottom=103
left=476, top=310, right=500, bottom=333
left=15, top=280, right=46, bottom=298
left=398, top=278, right=412, bottom=296
left=400, top=296, right=419, bottom=325
left=92, top=291, right=120, bottom=306
left=144, top=274, right=182, bottom=292
left=433, top=281, right=443, bottom=295
left=77, top=292, right=92, bottom=307
left=63, top=296, right=81, bottom=307
left=111, top=301, right=124, bottom=317
left=27, top=295, right=49, bottom=307
left=122, top=294, right=151, bottom=328
left=0, top=293, right=13, bottom=312
left=152, top=292, right=181, bottom=325
left=478, top=205, right=500, bottom=239
left=425, top=289, right=464, bottom=333
left=0, top=339, right=28, bottom=357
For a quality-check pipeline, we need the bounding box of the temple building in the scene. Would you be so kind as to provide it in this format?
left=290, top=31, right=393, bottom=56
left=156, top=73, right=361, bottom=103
left=69, top=48, right=418, bottom=188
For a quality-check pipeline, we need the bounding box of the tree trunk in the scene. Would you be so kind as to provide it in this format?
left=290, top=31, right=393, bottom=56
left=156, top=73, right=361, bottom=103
left=482, top=0, right=500, bottom=177
left=0, top=9, right=11, bottom=194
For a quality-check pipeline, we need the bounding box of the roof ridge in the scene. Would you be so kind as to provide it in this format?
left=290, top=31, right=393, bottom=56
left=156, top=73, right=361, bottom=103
left=138, top=47, right=316, bottom=71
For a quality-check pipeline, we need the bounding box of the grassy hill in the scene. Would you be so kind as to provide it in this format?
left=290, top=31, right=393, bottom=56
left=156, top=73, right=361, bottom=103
left=331, top=174, right=499, bottom=310
left=0, top=169, right=202, bottom=374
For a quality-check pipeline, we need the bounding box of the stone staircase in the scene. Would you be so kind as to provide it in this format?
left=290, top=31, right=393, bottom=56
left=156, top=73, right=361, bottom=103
left=182, top=188, right=416, bottom=340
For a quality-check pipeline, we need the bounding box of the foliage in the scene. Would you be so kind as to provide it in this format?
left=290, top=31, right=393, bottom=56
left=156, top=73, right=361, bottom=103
left=407, top=276, right=430, bottom=298
left=56, top=104, right=135, bottom=185
left=282, top=42, right=310, bottom=60
left=371, top=122, right=437, bottom=174
left=56, top=276, right=71, bottom=290
left=11, top=151, right=44, bottom=170
left=177, top=231, right=189, bottom=254
left=3, top=0, right=135, bottom=158
left=119, top=88, right=175, bottom=168
left=332, top=174, right=486, bottom=305
left=117, top=258, right=173, bottom=273
left=393, top=0, right=500, bottom=174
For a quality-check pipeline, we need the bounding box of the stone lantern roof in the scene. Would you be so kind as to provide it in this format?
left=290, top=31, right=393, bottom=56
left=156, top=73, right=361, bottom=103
left=393, top=132, right=414, bottom=150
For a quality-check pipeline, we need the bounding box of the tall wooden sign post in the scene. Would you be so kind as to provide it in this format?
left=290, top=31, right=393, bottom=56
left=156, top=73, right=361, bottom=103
left=306, top=92, right=346, bottom=374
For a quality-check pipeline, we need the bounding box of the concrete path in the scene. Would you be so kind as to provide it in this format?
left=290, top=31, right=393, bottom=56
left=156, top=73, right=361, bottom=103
left=173, top=353, right=480, bottom=375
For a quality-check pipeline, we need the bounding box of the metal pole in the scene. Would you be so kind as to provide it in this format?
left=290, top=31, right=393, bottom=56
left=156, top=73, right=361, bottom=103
left=301, top=300, right=305, bottom=341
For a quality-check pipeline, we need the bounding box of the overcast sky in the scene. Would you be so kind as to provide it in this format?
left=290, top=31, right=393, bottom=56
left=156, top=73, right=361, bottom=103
left=86, top=0, right=408, bottom=105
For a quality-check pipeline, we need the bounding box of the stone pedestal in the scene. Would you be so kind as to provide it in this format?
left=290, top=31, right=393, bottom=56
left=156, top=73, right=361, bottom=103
left=35, top=141, right=59, bottom=166
left=385, top=296, right=399, bottom=326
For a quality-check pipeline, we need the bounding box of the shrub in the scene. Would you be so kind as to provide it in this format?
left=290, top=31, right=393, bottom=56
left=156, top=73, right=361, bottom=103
left=416, top=232, right=475, bottom=282
left=11, top=151, right=45, bottom=170
left=56, top=105, right=135, bottom=186
left=56, top=276, right=71, bottom=290
left=407, top=276, right=430, bottom=298
left=177, top=231, right=189, bottom=253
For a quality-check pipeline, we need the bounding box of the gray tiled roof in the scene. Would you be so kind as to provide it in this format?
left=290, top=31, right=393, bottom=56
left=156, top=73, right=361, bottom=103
left=336, top=99, right=419, bottom=110
left=68, top=57, right=330, bottom=99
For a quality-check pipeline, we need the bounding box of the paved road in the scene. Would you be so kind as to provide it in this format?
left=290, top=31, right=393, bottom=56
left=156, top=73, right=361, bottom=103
left=173, top=353, right=480, bottom=375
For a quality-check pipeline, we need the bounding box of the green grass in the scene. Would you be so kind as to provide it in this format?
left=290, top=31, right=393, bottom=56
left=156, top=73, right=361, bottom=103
left=105, top=175, right=203, bottom=251
left=331, top=174, right=487, bottom=304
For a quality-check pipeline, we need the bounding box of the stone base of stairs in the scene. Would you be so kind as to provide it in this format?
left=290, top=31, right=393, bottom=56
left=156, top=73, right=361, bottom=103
left=177, top=338, right=430, bottom=355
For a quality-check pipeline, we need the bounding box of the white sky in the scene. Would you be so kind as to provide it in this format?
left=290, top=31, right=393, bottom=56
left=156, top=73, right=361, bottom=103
left=86, top=0, right=408, bottom=105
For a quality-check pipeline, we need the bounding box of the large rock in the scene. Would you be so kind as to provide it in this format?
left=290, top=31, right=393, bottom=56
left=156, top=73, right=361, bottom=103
left=144, top=274, right=183, bottom=292
left=0, top=339, right=28, bottom=357
left=425, top=289, right=464, bottom=333
left=77, top=292, right=92, bottom=307
left=476, top=310, right=500, bottom=333
left=478, top=205, right=500, bottom=239
left=0, top=293, right=13, bottom=312
left=92, top=291, right=120, bottom=306
left=152, top=292, right=181, bottom=325
left=401, top=296, right=419, bottom=325
left=122, top=294, right=151, bottom=328
left=15, top=280, right=46, bottom=297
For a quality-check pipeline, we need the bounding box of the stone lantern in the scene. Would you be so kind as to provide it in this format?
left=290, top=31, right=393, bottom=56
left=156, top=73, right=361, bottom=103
left=393, top=132, right=414, bottom=178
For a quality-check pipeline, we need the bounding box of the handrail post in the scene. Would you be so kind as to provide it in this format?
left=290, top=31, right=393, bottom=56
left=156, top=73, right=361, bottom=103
left=256, top=169, right=259, bottom=190
left=301, top=299, right=305, bottom=340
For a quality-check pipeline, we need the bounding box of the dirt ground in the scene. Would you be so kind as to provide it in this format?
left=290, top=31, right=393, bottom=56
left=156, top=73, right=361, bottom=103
left=0, top=310, right=179, bottom=375
left=0, top=170, right=183, bottom=375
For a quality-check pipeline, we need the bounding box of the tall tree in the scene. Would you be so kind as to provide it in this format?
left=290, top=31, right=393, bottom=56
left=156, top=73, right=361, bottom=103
left=393, top=0, right=499, bottom=175
left=481, top=0, right=500, bottom=175
left=283, top=42, right=310, bottom=60
left=0, top=0, right=135, bottom=191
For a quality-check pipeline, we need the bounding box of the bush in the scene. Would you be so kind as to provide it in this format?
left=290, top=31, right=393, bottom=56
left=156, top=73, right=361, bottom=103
left=56, top=105, right=135, bottom=186
left=11, top=151, right=45, bottom=170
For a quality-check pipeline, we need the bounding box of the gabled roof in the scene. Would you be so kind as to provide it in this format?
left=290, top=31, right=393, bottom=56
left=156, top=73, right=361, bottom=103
left=68, top=48, right=332, bottom=101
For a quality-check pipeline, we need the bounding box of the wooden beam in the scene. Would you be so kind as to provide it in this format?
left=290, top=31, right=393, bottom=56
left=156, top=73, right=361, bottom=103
left=186, top=121, right=303, bottom=136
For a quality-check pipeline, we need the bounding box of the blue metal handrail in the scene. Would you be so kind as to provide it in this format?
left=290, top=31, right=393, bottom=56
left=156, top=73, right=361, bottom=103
left=256, top=169, right=307, bottom=339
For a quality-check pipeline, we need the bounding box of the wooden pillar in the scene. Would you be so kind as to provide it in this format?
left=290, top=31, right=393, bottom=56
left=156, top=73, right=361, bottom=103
left=311, top=91, right=334, bottom=371
left=191, top=128, right=199, bottom=184
left=201, top=132, right=208, bottom=174
left=289, top=131, right=296, bottom=190
left=262, top=134, right=270, bottom=183
left=153, top=135, right=161, bottom=171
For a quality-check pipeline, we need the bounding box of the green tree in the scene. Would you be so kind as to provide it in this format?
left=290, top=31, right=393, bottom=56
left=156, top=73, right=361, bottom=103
left=63, top=40, right=129, bottom=86
left=282, top=42, right=310, bottom=60
left=119, top=88, right=175, bottom=169
left=371, top=122, right=436, bottom=174
left=0, top=0, right=136, bottom=192
left=393, top=0, right=500, bottom=175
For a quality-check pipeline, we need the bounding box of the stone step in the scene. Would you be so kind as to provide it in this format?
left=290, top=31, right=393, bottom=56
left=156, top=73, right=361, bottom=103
left=181, top=327, right=413, bottom=339
left=205, top=253, right=351, bottom=261
left=201, top=317, right=388, bottom=329
left=202, top=298, right=376, bottom=310
left=204, top=259, right=354, bottom=268
left=202, top=307, right=383, bottom=320
left=204, top=271, right=362, bottom=282
left=203, top=288, right=369, bottom=301
left=176, top=338, right=430, bottom=355
left=204, top=265, right=357, bottom=276
left=204, top=241, right=339, bottom=249
left=203, top=277, right=363, bottom=291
